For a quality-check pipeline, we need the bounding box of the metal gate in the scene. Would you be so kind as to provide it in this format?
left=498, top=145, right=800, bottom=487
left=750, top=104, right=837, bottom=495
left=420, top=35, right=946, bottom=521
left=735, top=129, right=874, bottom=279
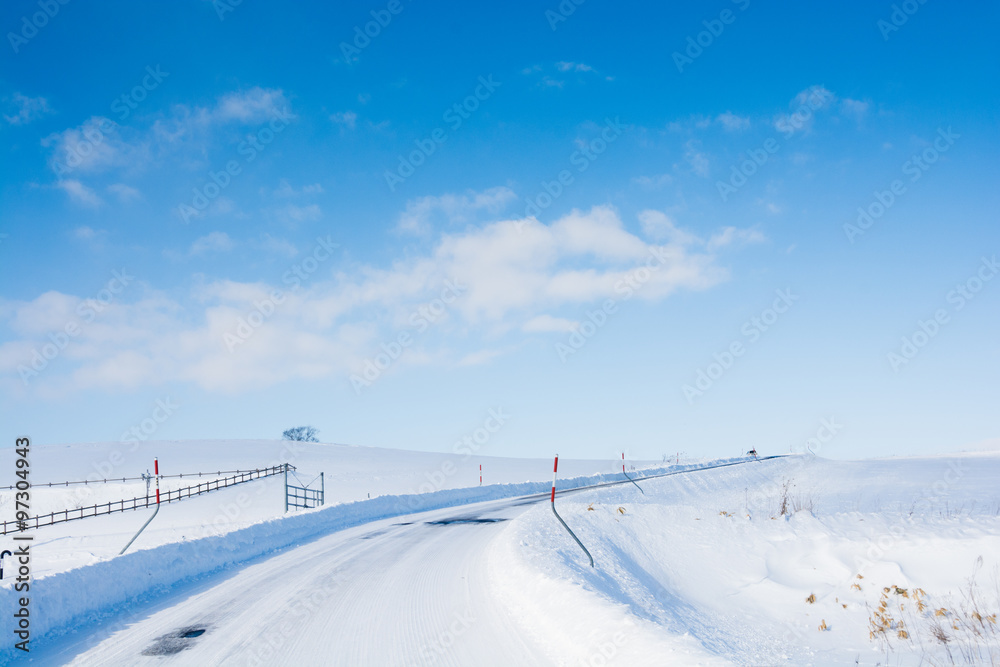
left=284, top=468, right=324, bottom=511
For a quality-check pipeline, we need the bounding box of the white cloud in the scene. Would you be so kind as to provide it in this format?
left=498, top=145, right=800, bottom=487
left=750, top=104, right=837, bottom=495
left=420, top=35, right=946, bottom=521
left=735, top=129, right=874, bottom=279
left=57, top=179, right=102, bottom=207
left=525, top=62, right=611, bottom=88
left=4, top=93, right=52, bottom=125
left=840, top=98, right=869, bottom=120
left=273, top=204, right=322, bottom=225
left=684, top=140, right=710, bottom=177
left=716, top=112, right=750, bottom=131
left=42, top=117, right=140, bottom=174
left=638, top=210, right=697, bottom=245
left=773, top=85, right=836, bottom=135
left=254, top=233, right=298, bottom=258
left=330, top=111, right=357, bottom=130
left=273, top=180, right=323, bottom=197
left=522, top=315, right=578, bottom=333
left=107, top=183, right=141, bottom=202
left=397, top=186, right=517, bottom=235
left=74, top=226, right=97, bottom=240
left=633, top=173, right=672, bottom=190
left=0, top=207, right=745, bottom=394
left=706, top=226, right=766, bottom=251
left=43, top=88, right=293, bottom=182
left=457, top=349, right=505, bottom=366
left=190, top=232, right=235, bottom=255
left=213, top=87, right=291, bottom=124
left=556, top=61, right=594, bottom=72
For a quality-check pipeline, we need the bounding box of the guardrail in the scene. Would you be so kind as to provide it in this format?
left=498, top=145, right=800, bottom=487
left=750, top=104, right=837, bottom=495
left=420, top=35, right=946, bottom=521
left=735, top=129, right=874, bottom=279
left=1, top=464, right=292, bottom=535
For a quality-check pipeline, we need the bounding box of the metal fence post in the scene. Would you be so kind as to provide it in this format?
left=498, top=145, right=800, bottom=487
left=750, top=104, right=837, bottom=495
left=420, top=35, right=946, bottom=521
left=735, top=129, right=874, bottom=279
left=283, top=464, right=288, bottom=513
left=320, top=472, right=324, bottom=506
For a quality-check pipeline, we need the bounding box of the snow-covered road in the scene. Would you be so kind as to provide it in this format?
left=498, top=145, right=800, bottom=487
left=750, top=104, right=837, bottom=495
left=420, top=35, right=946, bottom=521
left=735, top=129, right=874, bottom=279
left=34, top=495, right=552, bottom=666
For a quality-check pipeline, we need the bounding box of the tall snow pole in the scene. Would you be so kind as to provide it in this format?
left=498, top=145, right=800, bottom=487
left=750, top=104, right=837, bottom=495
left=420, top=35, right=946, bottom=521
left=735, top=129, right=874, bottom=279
left=283, top=464, right=288, bottom=513
left=621, top=452, right=644, bottom=494
left=479, top=464, right=482, bottom=486
left=120, top=456, right=161, bottom=555
left=550, top=455, right=594, bottom=568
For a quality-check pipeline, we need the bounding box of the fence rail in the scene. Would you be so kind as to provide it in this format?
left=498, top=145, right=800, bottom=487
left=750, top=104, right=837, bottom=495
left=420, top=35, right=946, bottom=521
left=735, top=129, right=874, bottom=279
left=2, top=464, right=292, bottom=535
left=1, top=467, right=289, bottom=490
left=287, top=484, right=324, bottom=510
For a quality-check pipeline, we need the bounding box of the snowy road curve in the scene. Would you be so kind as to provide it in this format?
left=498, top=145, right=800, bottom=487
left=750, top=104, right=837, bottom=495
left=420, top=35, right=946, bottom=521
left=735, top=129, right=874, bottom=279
left=32, top=459, right=777, bottom=665
left=35, top=497, right=550, bottom=666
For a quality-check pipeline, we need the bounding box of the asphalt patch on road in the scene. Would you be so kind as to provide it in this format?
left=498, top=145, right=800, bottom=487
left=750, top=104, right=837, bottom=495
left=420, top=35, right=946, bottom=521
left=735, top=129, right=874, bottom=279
left=141, top=626, right=209, bottom=655
left=426, top=517, right=508, bottom=526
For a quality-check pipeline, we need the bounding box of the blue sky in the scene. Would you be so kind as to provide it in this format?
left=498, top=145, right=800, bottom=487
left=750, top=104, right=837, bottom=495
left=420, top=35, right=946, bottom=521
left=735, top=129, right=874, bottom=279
left=1, top=0, right=997, bottom=461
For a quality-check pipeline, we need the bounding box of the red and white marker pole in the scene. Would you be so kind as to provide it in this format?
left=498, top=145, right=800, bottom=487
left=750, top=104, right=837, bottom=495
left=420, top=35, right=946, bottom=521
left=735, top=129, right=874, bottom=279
left=120, top=456, right=163, bottom=555
left=622, top=452, right=625, bottom=474
left=551, top=454, right=558, bottom=503
left=549, top=454, right=593, bottom=567
left=479, top=464, right=482, bottom=486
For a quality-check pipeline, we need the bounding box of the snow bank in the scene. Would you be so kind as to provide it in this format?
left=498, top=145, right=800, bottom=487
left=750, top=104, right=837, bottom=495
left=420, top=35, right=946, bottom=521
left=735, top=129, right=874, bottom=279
left=492, top=454, right=1000, bottom=666
left=0, top=458, right=736, bottom=653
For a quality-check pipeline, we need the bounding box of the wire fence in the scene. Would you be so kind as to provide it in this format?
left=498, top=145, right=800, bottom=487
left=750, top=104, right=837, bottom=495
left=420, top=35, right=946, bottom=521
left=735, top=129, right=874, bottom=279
left=1, top=467, right=289, bottom=490
left=1, top=464, right=292, bottom=535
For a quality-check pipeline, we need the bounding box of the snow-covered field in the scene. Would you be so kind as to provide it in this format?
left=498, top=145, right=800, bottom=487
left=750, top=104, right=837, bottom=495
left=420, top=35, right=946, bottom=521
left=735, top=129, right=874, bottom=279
left=2, top=441, right=998, bottom=665
left=496, top=453, right=1000, bottom=666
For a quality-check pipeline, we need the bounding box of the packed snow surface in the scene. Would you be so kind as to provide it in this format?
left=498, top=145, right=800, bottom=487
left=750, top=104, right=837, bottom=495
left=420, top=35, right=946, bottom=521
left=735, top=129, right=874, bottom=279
left=1, top=440, right=998, bottom=665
